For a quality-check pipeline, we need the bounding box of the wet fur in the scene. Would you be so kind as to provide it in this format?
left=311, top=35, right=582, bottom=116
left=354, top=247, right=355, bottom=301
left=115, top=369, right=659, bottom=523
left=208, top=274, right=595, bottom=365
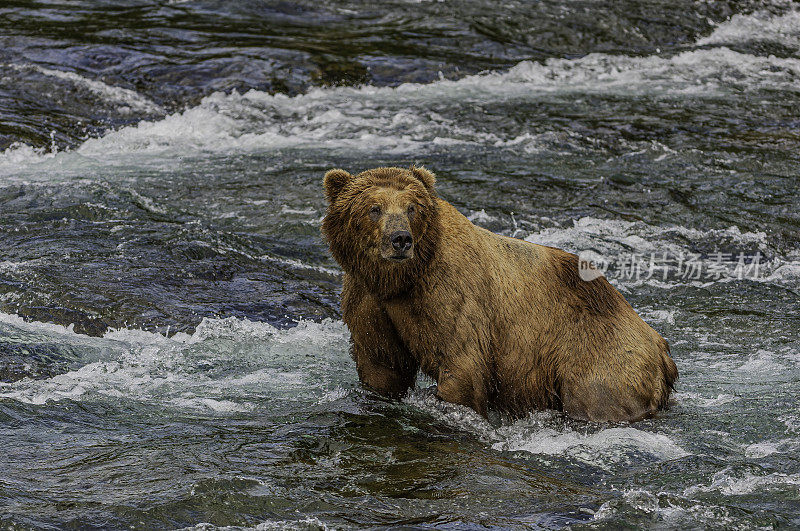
left=322, top=166, right=677, bottom=422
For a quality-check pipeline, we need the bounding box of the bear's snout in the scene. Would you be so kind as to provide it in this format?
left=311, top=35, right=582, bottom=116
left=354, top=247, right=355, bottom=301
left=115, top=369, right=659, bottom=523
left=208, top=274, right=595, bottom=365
left=380, top=212, right=415, bottom=261
left=390, top=231, right=413, bottom=252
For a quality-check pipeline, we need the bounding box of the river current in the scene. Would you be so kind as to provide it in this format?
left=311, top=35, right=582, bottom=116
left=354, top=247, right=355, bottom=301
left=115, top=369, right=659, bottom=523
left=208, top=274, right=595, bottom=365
left=1, top=1, right=799, bottom=529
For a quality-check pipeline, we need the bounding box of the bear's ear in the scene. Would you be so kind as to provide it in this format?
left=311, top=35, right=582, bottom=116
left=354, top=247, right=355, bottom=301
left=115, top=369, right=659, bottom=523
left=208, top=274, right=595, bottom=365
left=410, top=166, right=436, bottom=193
left=324, top=169, right=353, bottom=202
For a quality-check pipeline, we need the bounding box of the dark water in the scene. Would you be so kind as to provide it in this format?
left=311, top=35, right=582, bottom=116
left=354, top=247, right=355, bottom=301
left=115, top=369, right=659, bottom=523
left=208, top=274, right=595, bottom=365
left=1, top=1, right=799, bottom=529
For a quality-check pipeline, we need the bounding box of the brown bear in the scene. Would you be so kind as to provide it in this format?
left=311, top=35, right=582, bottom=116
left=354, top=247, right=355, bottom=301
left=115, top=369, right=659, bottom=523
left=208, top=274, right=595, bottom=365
left=322, top=166, right=677, bottom=422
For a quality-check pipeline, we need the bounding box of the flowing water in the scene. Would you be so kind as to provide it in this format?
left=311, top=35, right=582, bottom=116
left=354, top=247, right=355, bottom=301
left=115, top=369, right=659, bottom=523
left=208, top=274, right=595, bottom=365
left=1, top=1, right=799, bottom=529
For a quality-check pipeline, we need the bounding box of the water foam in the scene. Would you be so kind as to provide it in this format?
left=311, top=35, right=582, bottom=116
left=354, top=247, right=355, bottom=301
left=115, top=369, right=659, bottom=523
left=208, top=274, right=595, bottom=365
left=493, top=423, right=688, bottom=469
left=0, top=312, right=352, bottom=412
left=735, top=349, right=788, bottom=375
left=697, top=10, right=800, bottom=49
left=405, top=393, right=688, bottom=469
left=592, top=489, right=742, bottom=529
left=675, top=392, right=737, bottom=409
left=188, top=516, right=332, bottom=531
left=744, top=439, right=798, bottom=458
left=685, top=468, right=800, bottom=496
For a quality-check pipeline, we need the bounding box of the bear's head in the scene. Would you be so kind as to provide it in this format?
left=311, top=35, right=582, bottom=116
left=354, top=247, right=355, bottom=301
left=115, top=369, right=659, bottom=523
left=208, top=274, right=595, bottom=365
left=322, top=166, right=440, bottom=298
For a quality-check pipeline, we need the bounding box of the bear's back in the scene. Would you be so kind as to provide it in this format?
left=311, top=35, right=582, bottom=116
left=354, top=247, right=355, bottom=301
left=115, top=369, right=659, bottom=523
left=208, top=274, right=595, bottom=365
left=431, top=202, right=675, bottom=419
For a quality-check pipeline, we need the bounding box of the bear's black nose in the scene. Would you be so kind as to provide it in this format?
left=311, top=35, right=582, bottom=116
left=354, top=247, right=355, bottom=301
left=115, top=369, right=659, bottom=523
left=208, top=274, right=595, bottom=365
left=390, top=231, right=413, bottom=252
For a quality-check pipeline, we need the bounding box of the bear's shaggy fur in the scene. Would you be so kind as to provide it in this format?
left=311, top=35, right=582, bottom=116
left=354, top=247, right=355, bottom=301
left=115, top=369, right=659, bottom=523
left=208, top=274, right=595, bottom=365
left=322, top=166, right=677, bottom=422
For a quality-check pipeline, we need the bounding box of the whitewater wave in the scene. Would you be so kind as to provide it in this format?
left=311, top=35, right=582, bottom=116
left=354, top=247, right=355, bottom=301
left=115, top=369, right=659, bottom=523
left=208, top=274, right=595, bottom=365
left=592, top=489, right=743, bottom=529
left=744, top=438, right=799, bottom=458
left=0, top=312, right=352, bottom=412
left=685, top=468, right=800, bottom=497
left=493, top=424, right=688, bottom=469
left=2, top=9, right=800, bottom=174
left=187, top=516, right=332, bottom=531
left=675, top=392, right=737, bottom=409
left=697, top=9, right=800, bottom=50
left=405, top=393, right=688, bottom=470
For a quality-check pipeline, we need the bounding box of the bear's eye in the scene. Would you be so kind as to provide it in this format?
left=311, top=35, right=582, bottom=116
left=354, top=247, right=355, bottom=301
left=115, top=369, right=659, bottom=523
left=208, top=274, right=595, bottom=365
left=369, top=205, right=382, bottom=220
left=407, top=204, right=416, bottom=218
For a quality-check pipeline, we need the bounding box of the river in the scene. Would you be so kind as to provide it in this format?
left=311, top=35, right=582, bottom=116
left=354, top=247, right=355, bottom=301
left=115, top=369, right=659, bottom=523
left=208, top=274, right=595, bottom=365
left=1, top=1, right=799, bottom=529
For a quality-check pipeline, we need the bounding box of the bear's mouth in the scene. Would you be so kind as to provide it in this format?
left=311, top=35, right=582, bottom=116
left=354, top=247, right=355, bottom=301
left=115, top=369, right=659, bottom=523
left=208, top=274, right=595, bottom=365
left=387, top=254, right=412, bottom=262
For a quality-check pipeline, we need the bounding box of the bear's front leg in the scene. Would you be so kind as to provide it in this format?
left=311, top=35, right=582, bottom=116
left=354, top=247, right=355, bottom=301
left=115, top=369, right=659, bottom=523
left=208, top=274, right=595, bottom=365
left=342, top=277, right=418, bottom=399
left=436, top=361, right=489, bottom=418
left=352, top=347, right=417, bottom=398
